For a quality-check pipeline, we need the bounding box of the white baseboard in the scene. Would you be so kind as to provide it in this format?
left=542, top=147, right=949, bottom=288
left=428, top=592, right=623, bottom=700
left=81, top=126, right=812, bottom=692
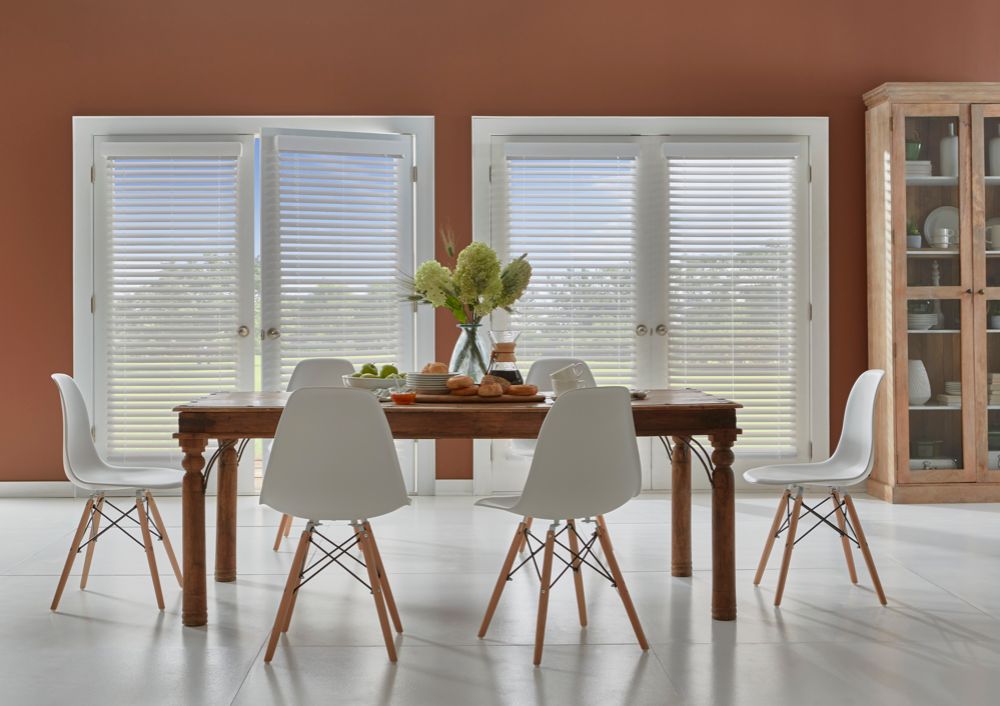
left=0, top=481, right=76, bottom=498
left=434, top=479, right=474, bottom=496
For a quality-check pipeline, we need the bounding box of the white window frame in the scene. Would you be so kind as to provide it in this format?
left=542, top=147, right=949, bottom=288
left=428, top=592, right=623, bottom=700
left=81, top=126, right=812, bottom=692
left=73, top=115, right=436, bottom=495
left=471, top=116, right=829, bottom=491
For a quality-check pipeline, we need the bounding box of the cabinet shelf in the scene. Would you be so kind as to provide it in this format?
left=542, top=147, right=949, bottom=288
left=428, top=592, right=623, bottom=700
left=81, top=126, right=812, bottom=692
left=907, top=329, right=959, bottom=333
left=906, top=175, right=958, bottom=187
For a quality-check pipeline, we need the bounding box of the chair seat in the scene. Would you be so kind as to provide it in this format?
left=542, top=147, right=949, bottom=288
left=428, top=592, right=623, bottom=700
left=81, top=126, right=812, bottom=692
left=474, top=495, right=522, bottom=513
left=74, top=465, right=184, bottom=491
left=743, top=460, right=865, bottom=487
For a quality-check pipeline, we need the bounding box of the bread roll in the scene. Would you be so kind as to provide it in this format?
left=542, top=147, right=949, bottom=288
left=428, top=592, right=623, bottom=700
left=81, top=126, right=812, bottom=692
left=451, top=385, right=479, bottom=396
left=508, top=384, right=538, bottom=396
left=478, top=382, right=503, bottom=397
left=446, top=375, right=474, bottom=390
left=480, top=374, right=511, bottom=392
left=422, top=361, right=449, bottom=374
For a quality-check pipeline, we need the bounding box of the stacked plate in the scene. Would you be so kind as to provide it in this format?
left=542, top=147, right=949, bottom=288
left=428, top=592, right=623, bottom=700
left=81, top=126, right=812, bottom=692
left=907, top=313, right=938, bottom=330
left=405, top=372, right=457, bottom=395
left=944, top=381, right=962, bottom=395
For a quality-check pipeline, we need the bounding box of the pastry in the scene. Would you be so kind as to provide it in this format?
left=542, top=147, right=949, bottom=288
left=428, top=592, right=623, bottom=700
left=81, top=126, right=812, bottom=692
left=446, top=375, right=475, bottom=390
left=480, top=374, right=511, bottom=392
left=422, top=361, right=449, bottom=374
left=451, top=385, right=479, bottom=396
left=508, top=384, right=538, bottom=396
left=478, top=382, right=503, bottom=397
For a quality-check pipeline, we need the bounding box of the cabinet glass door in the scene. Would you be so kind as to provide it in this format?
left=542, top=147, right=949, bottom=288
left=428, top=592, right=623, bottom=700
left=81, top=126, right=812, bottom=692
left=972, top=105, right=1000, bottom=480
left=894, top=105, right=976, bottom=483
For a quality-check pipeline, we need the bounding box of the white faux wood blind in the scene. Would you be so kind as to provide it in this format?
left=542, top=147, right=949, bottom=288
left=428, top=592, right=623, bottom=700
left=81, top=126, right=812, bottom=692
left=95, top=139, right=253, bottom=464
left=495, top=143, right=640, bottom=385
left=260, top=129, right=414, bottom=390
left=663, top=141, right=808, bottom=454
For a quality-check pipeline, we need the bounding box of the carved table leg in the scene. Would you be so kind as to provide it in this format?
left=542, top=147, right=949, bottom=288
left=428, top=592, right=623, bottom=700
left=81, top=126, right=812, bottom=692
left=710, top=430, right=737, bottom=621
left=671, top=436, right=692, bottom=577
left=180, top=435, right=208, bottom=627
left=215, top=442, right=238, bottom=583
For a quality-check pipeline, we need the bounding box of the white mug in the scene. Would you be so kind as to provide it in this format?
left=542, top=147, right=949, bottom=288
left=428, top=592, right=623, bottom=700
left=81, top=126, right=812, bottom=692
left=550, top=363, right=591, bottom=397
left=987, top=224, right=1000, bottom=249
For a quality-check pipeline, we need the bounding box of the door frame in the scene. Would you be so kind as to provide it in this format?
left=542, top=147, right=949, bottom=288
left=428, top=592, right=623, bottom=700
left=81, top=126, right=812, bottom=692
left=470, top=116, right=830, bottom=494
left=73, top=115, right=436, bottom=494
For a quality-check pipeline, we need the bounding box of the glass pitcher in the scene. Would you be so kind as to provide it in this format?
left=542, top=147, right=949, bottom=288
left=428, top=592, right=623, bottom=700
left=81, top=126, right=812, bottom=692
left=486, top=330, right=523, bottom=385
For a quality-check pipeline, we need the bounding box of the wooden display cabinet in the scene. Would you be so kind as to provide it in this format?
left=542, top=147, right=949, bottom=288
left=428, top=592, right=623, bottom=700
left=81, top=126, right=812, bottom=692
left=866, top=82, right=1000, bottom=502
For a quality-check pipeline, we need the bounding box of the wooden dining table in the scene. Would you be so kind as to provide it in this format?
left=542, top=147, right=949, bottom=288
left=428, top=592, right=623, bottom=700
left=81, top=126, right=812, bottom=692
left=174, top=388, right=740, bottom=628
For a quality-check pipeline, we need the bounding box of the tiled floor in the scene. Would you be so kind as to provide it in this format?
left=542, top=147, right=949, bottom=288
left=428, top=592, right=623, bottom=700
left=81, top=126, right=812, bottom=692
left=2, top=492, right=1000, bottom=705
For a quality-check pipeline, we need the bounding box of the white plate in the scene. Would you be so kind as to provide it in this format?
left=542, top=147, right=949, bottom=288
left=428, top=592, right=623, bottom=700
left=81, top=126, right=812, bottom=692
left=923, top=206, right=960, bottom=244
left=343, top=375, right=402, bottom=391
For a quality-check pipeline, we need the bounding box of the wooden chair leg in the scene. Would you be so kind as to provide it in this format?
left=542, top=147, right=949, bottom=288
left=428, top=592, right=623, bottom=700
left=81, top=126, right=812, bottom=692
left=843, top=494, right=887, bottom=605
left=80, top=495, right=105, bottom=589
left=136, top=494, right=165, bottom=610
left=754, top=489, right=791, bottom=586
left=596, top=514, right=612, bottom=553
left=273, top=514, right=290, bottom=551
left=362, top=521, right=402, bottom=633
left=144, top=492, right=182, bottom=588
left=479, top=520, right=528, bottom=638
left=774, top=489, right=804, bottom=607
left=595, top=522, right=648, bottom=650
left=284, top=515, right=292, bottom=536
left=831, top=490, right=858, bottom=584
left=358, top=523, right=398, bottom=662
left=533, top=527, right=557, bottom=666
left=265, top=526, right=313, bottom=662
left=51, top=497, right=96, bottom=611
left=517, top=516, right=533, bottom=554
left=566, top=519, right=587, bottom=627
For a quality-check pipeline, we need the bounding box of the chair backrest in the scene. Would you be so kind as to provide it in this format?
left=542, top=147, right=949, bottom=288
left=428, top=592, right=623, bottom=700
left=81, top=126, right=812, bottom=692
left=525, top=358, right=596, bottom=389
left=260, top=387, right=409, bottom=521
left=829, top=369, right=886, bottom=478
left=515, top=386, right=640, bottom=520
left=287, top=358, right=355, bottom=391
left=51, top=374, right=106, bottom=487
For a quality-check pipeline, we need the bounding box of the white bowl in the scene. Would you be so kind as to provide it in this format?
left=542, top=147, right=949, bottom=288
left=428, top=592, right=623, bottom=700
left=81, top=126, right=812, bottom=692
left=343, top=375, right=403, bottom=390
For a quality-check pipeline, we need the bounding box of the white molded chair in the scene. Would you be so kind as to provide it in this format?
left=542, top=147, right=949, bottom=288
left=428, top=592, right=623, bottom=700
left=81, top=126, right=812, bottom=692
left=745, top=369, right=887, bottom=606
left=475, top=386, right=648, bottom=665
left=273, top=358, right=355, bottom=550
left=260, top=387, right=410, bottom=663
left=50, top=374, right=183, bottom=611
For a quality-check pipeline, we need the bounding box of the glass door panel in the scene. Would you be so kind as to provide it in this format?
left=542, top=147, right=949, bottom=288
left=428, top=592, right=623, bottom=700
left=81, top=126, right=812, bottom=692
left=906, top=298, right=966, bottom=476
left=903, top=114, right=963, bottom=287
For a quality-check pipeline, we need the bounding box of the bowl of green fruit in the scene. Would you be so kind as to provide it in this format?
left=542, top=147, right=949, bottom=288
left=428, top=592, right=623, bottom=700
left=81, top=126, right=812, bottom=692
left=343, top=363, right=404, bottom=391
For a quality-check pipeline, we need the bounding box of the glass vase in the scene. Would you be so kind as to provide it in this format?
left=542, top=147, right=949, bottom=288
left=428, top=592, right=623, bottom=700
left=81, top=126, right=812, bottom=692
left=449, top=323, right=489, bottom=382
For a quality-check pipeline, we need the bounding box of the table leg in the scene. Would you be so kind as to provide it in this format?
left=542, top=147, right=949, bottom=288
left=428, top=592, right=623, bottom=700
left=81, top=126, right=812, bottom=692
left=215, top=442, right=238, bottom=583
left=180, top=436, right=208, bottom=627
left=710, top=430, right=737, bottom=621
left=671, top=436, right=692, bottom=577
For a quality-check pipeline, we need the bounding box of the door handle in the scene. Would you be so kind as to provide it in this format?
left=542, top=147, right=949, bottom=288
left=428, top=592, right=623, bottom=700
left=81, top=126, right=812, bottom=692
left=237, top=325, right=250, bottom=338
left=635, top=324, right=649, bottom=337
left=655, top=324, right=667, bottom=336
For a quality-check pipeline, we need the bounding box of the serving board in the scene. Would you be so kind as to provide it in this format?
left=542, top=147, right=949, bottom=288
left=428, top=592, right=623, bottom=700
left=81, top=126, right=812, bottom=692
left=413, top=394, right=546, bottom=404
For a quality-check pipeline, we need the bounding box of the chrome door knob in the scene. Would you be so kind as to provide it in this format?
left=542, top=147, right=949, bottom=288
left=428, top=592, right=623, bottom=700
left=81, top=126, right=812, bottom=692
left=237, top=325, right=250, bottom=338
left=635, top=324, right=648, bottom=336
left=265, top=327, right=281, bottom=340
left=655, top=324, right=667, bottom=336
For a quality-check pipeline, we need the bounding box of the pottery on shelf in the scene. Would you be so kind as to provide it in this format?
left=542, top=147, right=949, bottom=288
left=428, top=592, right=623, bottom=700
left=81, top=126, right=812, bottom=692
left=908, top=359, right=932, bottom=406
left=940, top=122, right=959, bottom=177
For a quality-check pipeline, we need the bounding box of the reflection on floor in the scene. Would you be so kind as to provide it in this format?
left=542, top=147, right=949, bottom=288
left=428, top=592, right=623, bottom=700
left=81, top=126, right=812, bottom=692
left=1, top=493, right=999, bottom=705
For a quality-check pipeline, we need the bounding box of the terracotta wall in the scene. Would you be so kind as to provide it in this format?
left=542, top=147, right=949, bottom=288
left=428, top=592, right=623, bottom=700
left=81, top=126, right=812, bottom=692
left=2, top=0, right=999, bottom=481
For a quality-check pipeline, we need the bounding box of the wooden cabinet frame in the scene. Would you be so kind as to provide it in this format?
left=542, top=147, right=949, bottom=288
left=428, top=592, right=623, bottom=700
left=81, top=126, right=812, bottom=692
left=866, top=83, right=1000, bottom=502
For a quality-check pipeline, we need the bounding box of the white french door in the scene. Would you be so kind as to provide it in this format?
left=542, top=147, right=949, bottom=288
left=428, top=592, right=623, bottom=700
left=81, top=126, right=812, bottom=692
left=90, top=126, right=422, bottom=494
left=259, top=129, right=418, bottom=491
left=483, top=135, right=812, bottom=493
left=93, top=136, right=255, bottom=484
